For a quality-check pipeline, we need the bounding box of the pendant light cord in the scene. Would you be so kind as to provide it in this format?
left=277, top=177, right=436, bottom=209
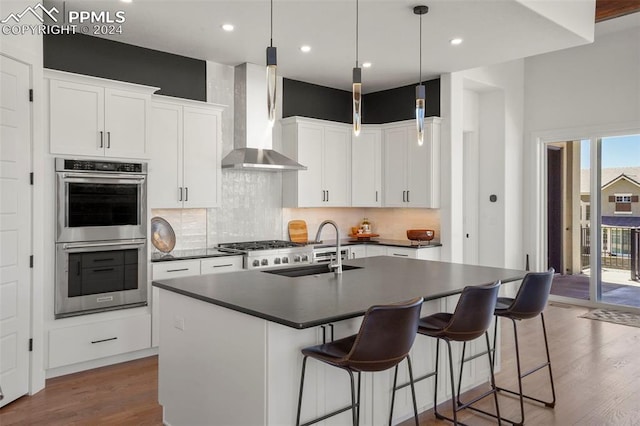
left=419, top=12, right=422, bottom=85
left=270, top=0, right=273, bottom=47
left=355, top=0, right=359, bottom=68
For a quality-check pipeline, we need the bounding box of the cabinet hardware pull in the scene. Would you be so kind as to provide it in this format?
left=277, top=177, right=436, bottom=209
left=392, top=253, right=409, bottom=257
left=107, top=131, right=111, bottom=148
left=99, top=131, right=104, bottom=148
left=407, top=190, right=410, bottom=203
left=213, top=264, right=233, bottom=268
left=329, top=323, right=334, bottom=341
left=93, top=258, right=114, bottom=262
left=167, top=268, right=189, bottom=273
left=402, top=190, right=406, bottom=202
left=375, top=191, right=378, bottom=202
left=185, top=187, right=189, bottom=202
left=320, top=325, right=327, bottom=344
left=93, top=268, right=114, bottom=273
left=179, top=187, right=183, bottom=202
left=321, top=190, right=325, bottom=202
left=91, top=337, right=118, bottom=344
left=326, top=190, right=329, bottom=202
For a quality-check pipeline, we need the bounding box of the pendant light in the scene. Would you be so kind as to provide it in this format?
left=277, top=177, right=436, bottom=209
left=414, top=5, right=428, bottom=146
left=352, top=0, right=362, bottom=137
left=266, top=0, right=277, bottom=127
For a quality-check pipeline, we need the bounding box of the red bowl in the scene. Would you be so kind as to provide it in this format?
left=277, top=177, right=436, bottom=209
left=406, top=229, right=435, bottom=241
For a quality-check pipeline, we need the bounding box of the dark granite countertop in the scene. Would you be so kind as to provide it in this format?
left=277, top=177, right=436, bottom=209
left=151, top=248, right=242, bottom=262
left=153, top=256, right=526, bottom=329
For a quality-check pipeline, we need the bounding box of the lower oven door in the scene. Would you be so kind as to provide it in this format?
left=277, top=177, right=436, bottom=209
left=55, top=239, right=148, bottom=318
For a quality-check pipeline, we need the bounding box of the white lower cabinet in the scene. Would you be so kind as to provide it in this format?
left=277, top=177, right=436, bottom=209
left=365, top=245, right=387, bottom=258
left=48, top=314, right=151, bottom=369
left=386, top=246, right=441, bottom=261
left=151, top=256, right=243, bottom=346
left=348, top=245, right=367, bottom=259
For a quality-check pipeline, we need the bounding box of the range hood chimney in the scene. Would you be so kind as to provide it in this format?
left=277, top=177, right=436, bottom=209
left=221, top=63, right=306, bottom=171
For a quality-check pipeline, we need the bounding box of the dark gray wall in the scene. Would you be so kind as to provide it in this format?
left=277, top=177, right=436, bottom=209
left=283, top=78, right=441, bottom=123
left=43, top=34, right=206, bottom=101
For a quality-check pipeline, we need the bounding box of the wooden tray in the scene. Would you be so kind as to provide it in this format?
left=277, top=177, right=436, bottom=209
left=349, top=233, right=379, bottom=241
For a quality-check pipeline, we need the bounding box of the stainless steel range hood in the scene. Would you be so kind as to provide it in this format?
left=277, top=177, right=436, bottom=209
left=222, top=63, right=306, bottom=171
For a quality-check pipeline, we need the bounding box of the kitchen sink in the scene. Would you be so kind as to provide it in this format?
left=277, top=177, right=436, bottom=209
left=263, top=264, right=362, bottom=277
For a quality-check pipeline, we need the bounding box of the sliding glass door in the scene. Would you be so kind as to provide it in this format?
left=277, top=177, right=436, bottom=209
left=547, top=133, right=640, bottom=308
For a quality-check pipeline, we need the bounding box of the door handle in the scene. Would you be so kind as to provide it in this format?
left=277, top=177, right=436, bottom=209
left=106, top=131, right=111, bottom=149
left=99, top=131, right=104, bottom=148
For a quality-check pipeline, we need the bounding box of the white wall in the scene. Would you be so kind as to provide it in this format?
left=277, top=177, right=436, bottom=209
left=523, top=18, right=640, bottom=270
left=441, top=60, right=525, bottom=269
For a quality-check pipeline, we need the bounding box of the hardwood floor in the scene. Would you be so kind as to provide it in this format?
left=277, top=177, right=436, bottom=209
left=2, top=303, right=639, bottom=425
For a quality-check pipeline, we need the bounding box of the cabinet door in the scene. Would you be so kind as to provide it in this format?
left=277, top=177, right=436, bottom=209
left=406, top=124, right=430, bottom=207
left=297, top=124, right=324, bottom=207
left=349, top=245, right=367, bottom=259
left=104, top=89, right=149, bottom=158
left=200, top=256, right=243, bottom=274
left=49, top=79, right=104, bottom=156
left=386, top=247, right=417, bottom=259
left=323, top=126, right=351, bottom=206
left=382, top=127, right=408, bottom=207
left=352, top=128, right=381, bottom=207
left=182, top=107, right=220, bottom=208
left=365, top=245, right=387, bottom=257
left=149, top=102, right=182, bottom=208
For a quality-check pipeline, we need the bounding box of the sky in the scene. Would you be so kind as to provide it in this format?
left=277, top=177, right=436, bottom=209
left=581, top=134, right=640, bottom=169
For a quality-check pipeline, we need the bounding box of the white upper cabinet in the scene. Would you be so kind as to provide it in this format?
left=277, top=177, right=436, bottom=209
left=282, top=117, right=351, bottom=207
left=352, top=126, right=382, bottom=207
left=148, top=96, right=224, bottom=209
left=46, top=70, right=157, bottom=159
left=382, top=118, right=440, bottom=208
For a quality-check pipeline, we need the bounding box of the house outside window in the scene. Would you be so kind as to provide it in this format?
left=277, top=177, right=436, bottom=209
left=614, top=193, right=632, bottom=214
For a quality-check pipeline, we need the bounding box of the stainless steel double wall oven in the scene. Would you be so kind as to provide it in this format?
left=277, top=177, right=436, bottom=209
left=55, top=158, right=148, bottom=318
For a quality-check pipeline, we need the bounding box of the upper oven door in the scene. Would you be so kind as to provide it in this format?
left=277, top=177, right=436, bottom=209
left=56, top=172, right=147, bottom=242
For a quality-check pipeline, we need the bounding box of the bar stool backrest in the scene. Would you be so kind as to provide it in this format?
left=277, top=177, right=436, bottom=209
left=444, top=281, right=501, bottom=341
left=346, top=297, right=424, bottom=372
left=502, top=268, right=555, bottom=319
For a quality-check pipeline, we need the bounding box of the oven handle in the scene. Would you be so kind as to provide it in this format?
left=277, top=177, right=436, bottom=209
left=61, top=240, right=146, bottom=252
left=61, top=173, right=146, bottom=182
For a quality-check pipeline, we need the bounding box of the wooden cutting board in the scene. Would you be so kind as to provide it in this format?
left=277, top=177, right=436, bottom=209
left=288, top=220, right=308, bottom=243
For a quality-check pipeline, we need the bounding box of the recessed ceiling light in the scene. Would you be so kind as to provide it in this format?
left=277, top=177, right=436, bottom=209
left=221, top=24, right=234, bottom=32
left=450, top=38, right=463, bottom=46
left=300, top=45, right=311, bottom=53
left=120, top=0, right=132, bottom=3
left=362, top=62, right=372, bottom=68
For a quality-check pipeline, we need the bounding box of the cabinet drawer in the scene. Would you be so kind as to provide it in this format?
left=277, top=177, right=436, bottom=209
left=152, top=260, right=201, bottom=279
left=386, top=247, right=416, bottom=258
left=48, top=314, right=151, bottom=369
left=200, top=256, right=243, bottom=274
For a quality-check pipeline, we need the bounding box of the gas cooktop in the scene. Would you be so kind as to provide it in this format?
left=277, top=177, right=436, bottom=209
left=217, top=240, right=313, bottom=269
left=218, top=240, right=305, bottom=251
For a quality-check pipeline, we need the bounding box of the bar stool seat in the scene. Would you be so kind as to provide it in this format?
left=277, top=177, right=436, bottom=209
left=418, top=281, right=502, bottom=426
left=296, top=297, right=424, bottom=426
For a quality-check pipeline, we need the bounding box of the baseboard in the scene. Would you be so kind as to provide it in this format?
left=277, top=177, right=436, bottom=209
left=45, top=347, right=158, bottom=379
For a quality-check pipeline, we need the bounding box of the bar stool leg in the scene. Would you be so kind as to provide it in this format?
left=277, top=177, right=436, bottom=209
left=296, top=356, right=309, bottom=426
left=433, top=339, right=442, bottom=421
left=406, top=355, right=420, bottom=426
left=512, top=318, right=526, bottom=425
left=357, top=372, right=362, bottom=425
left=446, top=340, right=458, bottom=425
left=540, top=313, right=557, bottom=407
left=347, top=370, right=357, bottom=426
left=389, top=365, right=400, bottom=426
left=485, top=331, right=502, bottom=426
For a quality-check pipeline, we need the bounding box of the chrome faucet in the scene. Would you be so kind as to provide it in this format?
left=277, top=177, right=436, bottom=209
left=314, top=220, right=342, bottom=274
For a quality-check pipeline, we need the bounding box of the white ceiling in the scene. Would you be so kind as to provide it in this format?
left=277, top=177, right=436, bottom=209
left=51, top=0, right=599, bottom=93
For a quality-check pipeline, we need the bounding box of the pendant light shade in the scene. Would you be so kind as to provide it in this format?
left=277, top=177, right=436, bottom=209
left=266, top=0, right=277, bottom=127
left=353, top=67, right=362, bottom=136
left=414, top=5, right=428, bottom=146
left=352, top=0, right=361, bottom=137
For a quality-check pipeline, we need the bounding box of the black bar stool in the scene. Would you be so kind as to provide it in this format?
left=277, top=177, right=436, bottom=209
left=295, top=297, right=424, bottom=426
left=491, top=268, right=556, bottom=425
left=418, top=281, right=502, bottom=425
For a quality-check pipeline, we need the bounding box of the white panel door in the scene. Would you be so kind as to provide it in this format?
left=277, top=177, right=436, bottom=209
left=182, top=106, right=219, bottom=208
left=383, top=127, right=408, bottom=207
left=297, top=124, right=324, bottom=207
left=104, top=89, right=148, bottom=159
left=407, top=124, right=430, bottom=207
left=0, top=55, right=31, bottom=408
left=149, top=102, right=182, bottom=208
left=352, top=128, right=381, bottom=207
left=322, top=126, right=350, bottom=206
left=49, top=79, right=104, bottom=156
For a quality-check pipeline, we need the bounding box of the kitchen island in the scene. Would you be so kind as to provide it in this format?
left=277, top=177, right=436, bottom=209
left=153, top=256, right=526, bottom=425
